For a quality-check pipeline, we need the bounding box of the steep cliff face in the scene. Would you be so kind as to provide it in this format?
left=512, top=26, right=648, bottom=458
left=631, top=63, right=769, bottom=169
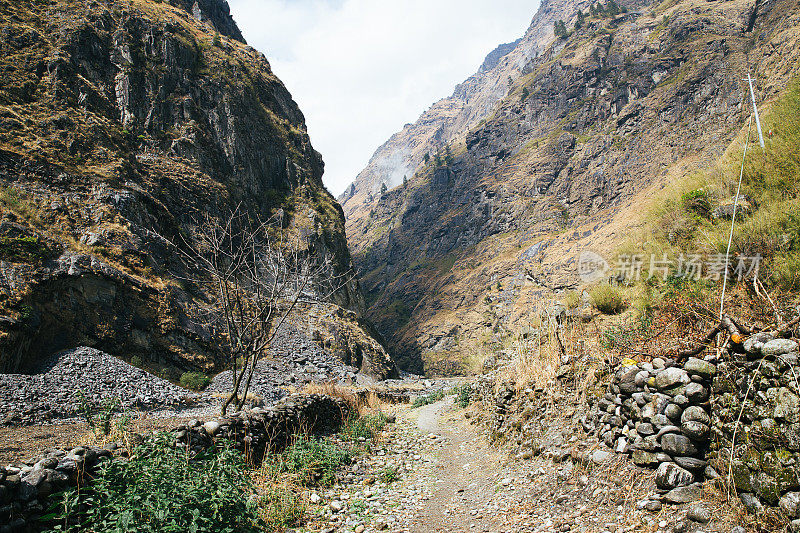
left=0, top=0, right=396, bottom=379
left=345, top=0, right=800, bottom=373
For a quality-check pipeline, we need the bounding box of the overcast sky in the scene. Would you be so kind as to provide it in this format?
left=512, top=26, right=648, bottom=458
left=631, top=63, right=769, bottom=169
left=227, top=0, right=537, bottom=196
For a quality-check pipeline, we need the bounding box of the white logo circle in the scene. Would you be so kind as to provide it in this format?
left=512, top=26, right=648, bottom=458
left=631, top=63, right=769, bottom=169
left=578, top=250, right=609, bottom=283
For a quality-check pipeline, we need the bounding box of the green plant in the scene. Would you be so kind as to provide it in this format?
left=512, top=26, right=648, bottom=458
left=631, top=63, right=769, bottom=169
left=411, top=389, right=445, bottom=408
left=259, top=486, right=305, bottom=530
left=379, top=466, right=399, bottom=483
left=681, top=188, right=712, bottom=218
left=341, top=413, right=389, bottom=443
left=589, top=283, right=627, bottom=314
left=180, top=371, right=212, bottom=391
left=46, top=434, right=265, bottom=532
left=453, top=384, right=473, bottom=408
left=561, top=290, right=580, bottom=309
left=76, top=391, right=120, bottom=437
left=272, top=436, right=352, bottom=487
left=601, top=312, right=653, bottom=351
left=130, top=355, right=143, bottom=368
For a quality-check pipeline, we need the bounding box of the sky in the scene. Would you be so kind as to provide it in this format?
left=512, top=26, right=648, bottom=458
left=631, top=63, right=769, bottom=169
left=227, top=0, right=538, bottom=196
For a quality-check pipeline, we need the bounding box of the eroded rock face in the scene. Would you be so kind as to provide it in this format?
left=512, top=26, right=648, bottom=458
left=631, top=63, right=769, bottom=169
left=340, top=0, right=800, bottom=373
left=0, top=0, right=395, bottom=380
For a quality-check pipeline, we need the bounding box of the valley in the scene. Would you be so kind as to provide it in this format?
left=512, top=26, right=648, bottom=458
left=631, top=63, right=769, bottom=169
left=1, top=0, right=800, bottom=531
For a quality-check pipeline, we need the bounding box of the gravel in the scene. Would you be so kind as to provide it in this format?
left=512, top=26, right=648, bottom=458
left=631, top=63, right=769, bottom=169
left=0, top=347, right=206, bottom=425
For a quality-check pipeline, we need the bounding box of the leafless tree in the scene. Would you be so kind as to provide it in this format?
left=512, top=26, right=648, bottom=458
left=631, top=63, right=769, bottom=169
left=179, top=206, right=349, bottom=415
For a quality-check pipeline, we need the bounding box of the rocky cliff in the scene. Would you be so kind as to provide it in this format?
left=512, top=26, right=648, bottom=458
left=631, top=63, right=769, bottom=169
left=343, top=0, right=800, bottom=373
left=0, top=0, right=396, bottom=380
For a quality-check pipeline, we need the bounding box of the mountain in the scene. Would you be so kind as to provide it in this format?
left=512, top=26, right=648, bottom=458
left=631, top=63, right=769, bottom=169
left=0, top=0, right=396, bottom=380
left=342, top=0, right=800, bottom=373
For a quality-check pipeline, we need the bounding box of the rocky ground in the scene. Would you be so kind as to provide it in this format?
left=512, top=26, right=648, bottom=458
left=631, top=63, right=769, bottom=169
left=303, top=395, right=746, bottom=533
left=208, top=327, right=362, bottom=405
left=0, top=347, right=208, bottom=426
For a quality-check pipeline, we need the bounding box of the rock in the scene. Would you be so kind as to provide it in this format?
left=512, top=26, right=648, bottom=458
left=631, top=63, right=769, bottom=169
left=656, top=425, right=681, bottom=439
left=683, top=358, right=716, bottom=379
left=684, top=382, right=709, bottom=403
left=781, top=492, right=800, bottom=518
left=774, top=387, right=800, bottom=423
left=632, top=450, right=659, bottom=467
left=681, top=420, right=710, bottom=442
left=645, top=500, right=662, bottom=512
left=661, top=433, right=698, bottom=457
left=655, top=462, right=694, bottom=490
left=329, top=500, right=344, bottom=512
left=681, top=406, right=711, bottom=426
left=731, top=527, right=746, bottom=533
left=664, top=483, right=703, bottom=504
left=655, top=367, right=690, bottom=390
left=664, top=403, right=683, bottom=421
left=310, top=493, right=322, bottom=504
left=637, top=422, right=655, bottom=436
left=744, top=332, right=775, bottom=354
left=591, top=449, right=613, bottom=464
left=202, top=421, right=221, bottom=436
left=687, top=503, right=712, bottom=523
left=739, top=492, right=763, bottom=514
left=790, top=519, right=800, bottom=533
left=651, top=414, right=671, bottom=428
left=674, top=456, right=707, bottom=472
left=762, top=339, right=799, bottom=357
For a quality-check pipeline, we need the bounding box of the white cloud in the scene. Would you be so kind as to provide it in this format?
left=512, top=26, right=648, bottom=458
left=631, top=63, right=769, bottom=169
left=227, top=0, right=538, bottom=196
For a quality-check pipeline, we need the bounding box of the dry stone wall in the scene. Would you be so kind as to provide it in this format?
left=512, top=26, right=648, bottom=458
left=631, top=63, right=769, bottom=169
left=0, top=393, right=350, bottom=533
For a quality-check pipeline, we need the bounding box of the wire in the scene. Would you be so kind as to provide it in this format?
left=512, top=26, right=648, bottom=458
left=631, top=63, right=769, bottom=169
left=719, top=115, right=753, bottom=320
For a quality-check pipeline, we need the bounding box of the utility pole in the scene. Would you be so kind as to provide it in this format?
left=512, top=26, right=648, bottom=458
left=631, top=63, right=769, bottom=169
left=744, top=72, right=766, bottom=149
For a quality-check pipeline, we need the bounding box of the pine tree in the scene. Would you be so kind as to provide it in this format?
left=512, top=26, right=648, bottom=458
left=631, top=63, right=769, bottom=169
left=380, top=182, right=388, bottom=195
left=574, top=10, right=586, bottom=30
left=607, top=0, right=620, bottom=15
left=554, top=20, right=568, bottom=38
left=403, top=175, right=408, bottom=187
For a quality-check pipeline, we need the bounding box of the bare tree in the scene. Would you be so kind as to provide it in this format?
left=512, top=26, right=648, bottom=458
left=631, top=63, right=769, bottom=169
left=179, top=206, right=348, bottom=415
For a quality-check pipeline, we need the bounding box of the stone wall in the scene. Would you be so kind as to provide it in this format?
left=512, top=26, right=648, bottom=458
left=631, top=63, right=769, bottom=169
left=0, top=393, right=351, bottom=533
left=586, top=333, right=800, bottom=521
left=709, top=335, right=800, bottom=519
left=585, top=356, right=717, bottom=505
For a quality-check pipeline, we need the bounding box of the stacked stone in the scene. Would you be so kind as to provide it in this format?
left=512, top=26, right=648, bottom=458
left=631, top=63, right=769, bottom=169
left=590, top=356, right=717, bottom=503
left=174, top=393, right=352, bottom=461
left=0, top=445, right=115, bottom=532
left=710, top=334, right=800, bottom=518
left=0, top=393, right=350, bottom=532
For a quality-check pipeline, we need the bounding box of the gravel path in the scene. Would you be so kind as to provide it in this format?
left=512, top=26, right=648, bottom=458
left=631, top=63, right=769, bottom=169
left=305, top=396, right=740, bottom=533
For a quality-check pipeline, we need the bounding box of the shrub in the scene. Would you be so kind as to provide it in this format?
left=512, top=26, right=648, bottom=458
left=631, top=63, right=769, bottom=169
left=130, top=355, right=143, bottom=368
left=47, top=434, right=265, bottom=533
left=273, top=436, right=351, bottom=487
left=180, top=371, right=212, bottom=391
left=259, top=486, right=305, bottom=531
left=411, top=389, right=445, bottom=408
left=561, top=290, right=580, bottom=309
left=341, top=413, right=389, bottom=443
left=589, top=283, right=627, bottom=314
left=453, top=384, right=473, bottom=408
left=681, top=188, right=712, bottom=218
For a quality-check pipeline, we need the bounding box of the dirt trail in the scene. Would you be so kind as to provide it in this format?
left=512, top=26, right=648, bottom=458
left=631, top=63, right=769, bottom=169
left=402, top=398, right=508, bottom=532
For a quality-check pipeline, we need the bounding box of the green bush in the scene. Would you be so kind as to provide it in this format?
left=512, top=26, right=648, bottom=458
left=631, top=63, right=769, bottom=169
left=561, top=290, right=580, bottom=309
left=453, top=384, right=473, bottom=409
left=272, top=436, right=351, bottom=487
left=340, top=413, right=389, bottom=443
left=379, top=466, right=399, bottom=483
left=259, top=486, right=305, bottom=531
left=589, top=283, right=627, bottom=314
left=180, top=371, right=211, bottom=391
left=46, top=433, right=265, bottom=533
left=411, top=389, right=445, bottom=408
left=681, top=188, right=712, bottom=218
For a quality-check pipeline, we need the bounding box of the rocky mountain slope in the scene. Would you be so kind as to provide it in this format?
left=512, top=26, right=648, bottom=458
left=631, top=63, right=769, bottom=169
left=0, top=0, right=396, bottom=380
left=343, top=0, right=800, bottom=373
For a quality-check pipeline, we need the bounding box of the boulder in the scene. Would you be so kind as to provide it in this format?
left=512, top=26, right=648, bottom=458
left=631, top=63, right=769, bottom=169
left=632, top=450, right=659, bottom=467
left=686, top=503, right=712, bottom=523
left=661, top=433, right=698, bottom=456
left=681, top=406, right=710, bottom=426
left=762, top=339, right=799, bottom=357
left=744, top=332, right=775, bottom=354
left=674, top=456, right=707, bottom=472
left=781, top=492, right=800, bottom=519
left=664, top=483, right=703, bottom=504
left=655, top=367, right=690, bottom=390
left=684, top=382, right=709, bottom=403
left=681, top=420, right=710, bottom=442
left=683, top=358, right=716, bottom=379
left=655, top=462, right=694, bottom=490
left=774, top=387, right=800, bottom=423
